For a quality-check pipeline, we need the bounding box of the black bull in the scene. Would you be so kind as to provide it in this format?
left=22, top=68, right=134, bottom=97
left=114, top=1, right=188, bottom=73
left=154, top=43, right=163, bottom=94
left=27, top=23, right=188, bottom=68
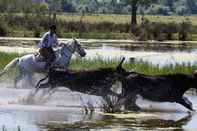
left=118, top=70, right=197, bottom=111
left=35, top=58, right=197, bottom=111
left=35, top=58, right=126, bottom=97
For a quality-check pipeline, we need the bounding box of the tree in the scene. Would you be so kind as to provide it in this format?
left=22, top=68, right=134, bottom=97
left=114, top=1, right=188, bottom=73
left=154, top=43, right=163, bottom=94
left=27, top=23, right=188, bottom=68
left=32, top=3, right=48, bottom=13
left=122, top=0, right=154, bottom=33
left=187, top=0, right=197, bottom=14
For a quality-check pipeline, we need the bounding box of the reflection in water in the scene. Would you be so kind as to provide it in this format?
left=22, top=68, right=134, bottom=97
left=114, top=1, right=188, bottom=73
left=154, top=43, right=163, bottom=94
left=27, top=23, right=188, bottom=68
left=117, top=43, right=197, bottom=52
left=44, top=111, right=193, bottom=131
left=86, top=46, right=197, bottom=66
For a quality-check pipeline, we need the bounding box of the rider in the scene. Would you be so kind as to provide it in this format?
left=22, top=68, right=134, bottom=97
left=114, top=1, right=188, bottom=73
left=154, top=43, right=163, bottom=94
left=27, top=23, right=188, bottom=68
left=38, top=24, right=59, bottom=69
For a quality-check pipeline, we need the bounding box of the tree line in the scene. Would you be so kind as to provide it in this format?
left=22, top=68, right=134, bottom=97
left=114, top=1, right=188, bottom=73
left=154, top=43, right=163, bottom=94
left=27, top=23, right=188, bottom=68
left=0, top=0, right=196, bottom=40
left=0, top=0, right=197, bottom=15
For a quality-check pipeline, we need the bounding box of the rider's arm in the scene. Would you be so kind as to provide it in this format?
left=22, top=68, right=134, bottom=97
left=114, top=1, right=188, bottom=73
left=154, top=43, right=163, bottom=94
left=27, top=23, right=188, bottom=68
left=39, top=32, right=49, bottom=48
left=52, top=34, right=59, bottom=48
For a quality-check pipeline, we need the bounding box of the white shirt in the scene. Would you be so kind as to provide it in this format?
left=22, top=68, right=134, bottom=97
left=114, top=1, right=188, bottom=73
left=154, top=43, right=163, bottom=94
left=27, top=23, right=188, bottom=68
left=38, top=31, right=58, bottom=48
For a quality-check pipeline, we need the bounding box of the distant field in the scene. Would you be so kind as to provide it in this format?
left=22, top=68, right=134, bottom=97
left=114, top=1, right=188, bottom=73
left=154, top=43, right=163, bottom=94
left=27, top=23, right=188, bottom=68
left=10, top=13, right=197, bottom=25
left=57, top=13, right=197, bottom=25
left=1, top=13, right=197, bottom=40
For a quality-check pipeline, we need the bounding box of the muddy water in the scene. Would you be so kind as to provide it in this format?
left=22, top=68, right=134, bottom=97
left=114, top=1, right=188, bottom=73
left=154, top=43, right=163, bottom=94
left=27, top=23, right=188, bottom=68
left=1, top=39, right=197, bottom=130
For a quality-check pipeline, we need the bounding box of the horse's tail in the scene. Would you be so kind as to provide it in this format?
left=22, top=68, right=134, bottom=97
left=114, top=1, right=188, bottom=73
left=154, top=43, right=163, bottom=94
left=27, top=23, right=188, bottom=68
left=0, top=58, right=19, bottom=77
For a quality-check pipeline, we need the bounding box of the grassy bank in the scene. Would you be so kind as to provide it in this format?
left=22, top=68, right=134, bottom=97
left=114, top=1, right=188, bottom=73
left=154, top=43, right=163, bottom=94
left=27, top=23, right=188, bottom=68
left=0, top=52, right=20, bottom=69
left=1, top=13, right=197, bottom=40
left=0, top=52, right=196, bottom=75
left=70, top=58, right=196, bottom=75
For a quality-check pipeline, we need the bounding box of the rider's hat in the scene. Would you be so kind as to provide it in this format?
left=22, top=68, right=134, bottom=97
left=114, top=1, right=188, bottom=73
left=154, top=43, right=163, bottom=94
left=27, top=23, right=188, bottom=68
left=49, top=24, right=56, bottom=30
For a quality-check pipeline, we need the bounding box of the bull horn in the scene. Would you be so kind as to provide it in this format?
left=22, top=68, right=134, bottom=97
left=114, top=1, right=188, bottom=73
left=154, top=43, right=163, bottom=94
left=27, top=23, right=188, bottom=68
left=117, top=57, right=125, bottom=68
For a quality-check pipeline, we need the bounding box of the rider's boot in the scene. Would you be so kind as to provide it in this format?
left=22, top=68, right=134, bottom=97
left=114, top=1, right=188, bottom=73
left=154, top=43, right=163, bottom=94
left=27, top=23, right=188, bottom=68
left=44, top=51, right=55, bottom=70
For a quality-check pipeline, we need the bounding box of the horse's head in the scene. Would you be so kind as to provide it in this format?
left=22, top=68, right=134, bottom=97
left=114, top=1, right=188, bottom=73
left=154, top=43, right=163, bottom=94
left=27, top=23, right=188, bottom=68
left=62, top=39, right=86, bottom=57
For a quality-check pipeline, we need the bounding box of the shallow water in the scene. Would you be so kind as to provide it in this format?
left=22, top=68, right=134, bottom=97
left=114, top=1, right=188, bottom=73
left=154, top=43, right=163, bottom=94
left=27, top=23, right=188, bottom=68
left=0, top=83, right=197, bottom=131
left=1, top=39, right=197, bottom=66
left=1, top=39, right=197, bottom=130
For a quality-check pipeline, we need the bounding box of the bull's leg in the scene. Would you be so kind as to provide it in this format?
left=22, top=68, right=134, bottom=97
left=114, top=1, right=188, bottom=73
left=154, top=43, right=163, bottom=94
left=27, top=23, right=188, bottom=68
left=35, top=75, right=49, bottom=89
left=116, top=91, right=140, bottom=111
left=177, top=97, right=194, bottom=111
left=118, top=81, right=139, bottom=110
left=39, top=83, right=51, bottom=89
left=124, top=94, right=140, bottom=111
left=33, top=75, right=50, bottom=95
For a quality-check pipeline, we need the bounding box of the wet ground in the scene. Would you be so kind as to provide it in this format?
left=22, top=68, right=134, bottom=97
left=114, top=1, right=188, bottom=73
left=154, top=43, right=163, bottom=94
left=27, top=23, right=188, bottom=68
left=1, top=38, right=197, bottom=130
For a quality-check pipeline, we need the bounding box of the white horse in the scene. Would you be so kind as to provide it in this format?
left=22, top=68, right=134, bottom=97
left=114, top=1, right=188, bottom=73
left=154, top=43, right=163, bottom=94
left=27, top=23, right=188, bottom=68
left=0, top=39, right=86, bottom=88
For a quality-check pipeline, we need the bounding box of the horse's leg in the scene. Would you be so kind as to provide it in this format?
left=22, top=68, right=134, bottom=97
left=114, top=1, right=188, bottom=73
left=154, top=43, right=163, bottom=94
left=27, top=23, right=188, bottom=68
left=26, top=73, right=34, bottom=87
left=176, top=97, right=194, bottom=111
left=14, top=68, right=24, bottom=88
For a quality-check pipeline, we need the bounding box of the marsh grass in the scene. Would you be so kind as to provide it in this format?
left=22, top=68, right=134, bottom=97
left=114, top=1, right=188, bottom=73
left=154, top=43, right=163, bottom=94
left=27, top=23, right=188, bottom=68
left=0, top=52, right=196, bottom=75
left=70, top=57, right=197, bottom=75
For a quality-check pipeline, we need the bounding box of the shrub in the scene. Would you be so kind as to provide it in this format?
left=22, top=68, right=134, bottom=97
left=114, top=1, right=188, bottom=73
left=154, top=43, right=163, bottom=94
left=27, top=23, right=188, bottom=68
left=178, top=19, right=192, bottom=41
left=0, top=19, right=9, bottom=36
left=33, top=27, right=42, bottom=38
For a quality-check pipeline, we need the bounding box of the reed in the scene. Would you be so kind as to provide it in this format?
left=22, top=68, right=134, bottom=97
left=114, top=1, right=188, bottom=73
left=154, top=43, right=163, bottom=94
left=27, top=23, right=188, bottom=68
left=0, top=52, right=196, bottom=75
left=70, top=57, right=197, bottom=75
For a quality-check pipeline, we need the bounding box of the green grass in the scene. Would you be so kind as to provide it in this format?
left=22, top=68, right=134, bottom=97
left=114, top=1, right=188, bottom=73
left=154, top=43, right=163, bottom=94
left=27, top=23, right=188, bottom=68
left=70, top=57, right=196, bottom=75
left=0, top=52, right=196, bottom=75
left=0, top=52, right=19, bottom=69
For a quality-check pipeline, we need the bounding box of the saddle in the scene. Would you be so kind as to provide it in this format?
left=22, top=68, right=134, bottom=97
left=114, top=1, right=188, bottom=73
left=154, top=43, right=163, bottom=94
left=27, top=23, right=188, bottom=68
left=34, top=48, right=55, bottom=63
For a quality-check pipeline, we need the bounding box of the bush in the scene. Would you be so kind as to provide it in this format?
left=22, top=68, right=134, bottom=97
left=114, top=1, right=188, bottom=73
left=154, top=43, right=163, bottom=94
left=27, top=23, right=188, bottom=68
left=33, top=27, right=42, bottom=38
left=138, top=19, right=179, bottom=41
left=0, top=19, right=9, bottom=36
left=178, top=19, right=192, bottom=41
